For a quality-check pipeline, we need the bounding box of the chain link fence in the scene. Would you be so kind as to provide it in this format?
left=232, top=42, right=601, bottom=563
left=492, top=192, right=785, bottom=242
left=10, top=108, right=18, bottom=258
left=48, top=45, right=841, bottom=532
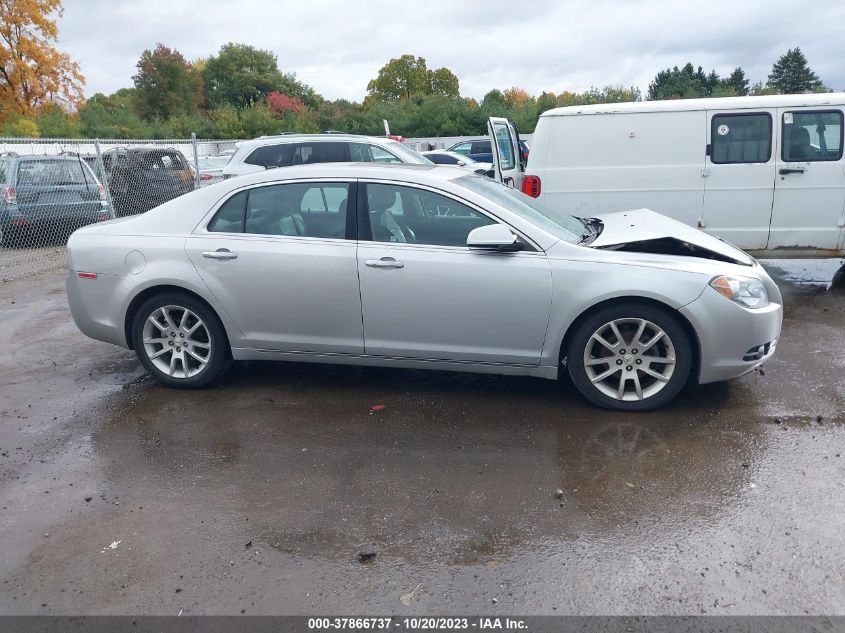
left=0, top=136, right=239, bottom=282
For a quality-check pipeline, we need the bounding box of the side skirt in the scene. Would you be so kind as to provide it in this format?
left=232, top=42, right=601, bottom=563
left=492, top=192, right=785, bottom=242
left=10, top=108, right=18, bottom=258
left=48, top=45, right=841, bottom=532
left=229, top=347, right=559, bottom=380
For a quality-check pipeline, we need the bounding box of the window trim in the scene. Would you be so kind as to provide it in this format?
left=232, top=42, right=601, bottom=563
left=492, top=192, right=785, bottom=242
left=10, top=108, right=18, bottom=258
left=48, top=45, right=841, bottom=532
left=356, top=179, right=540, bottom=252
left=709, top=111, right=773, bottom=165
left=780, top=108, right=844, bottom=163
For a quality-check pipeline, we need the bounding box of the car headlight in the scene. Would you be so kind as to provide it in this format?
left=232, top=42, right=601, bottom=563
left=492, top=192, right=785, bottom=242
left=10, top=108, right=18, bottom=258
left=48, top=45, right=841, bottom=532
left=710, top=275, right=769, bottom=309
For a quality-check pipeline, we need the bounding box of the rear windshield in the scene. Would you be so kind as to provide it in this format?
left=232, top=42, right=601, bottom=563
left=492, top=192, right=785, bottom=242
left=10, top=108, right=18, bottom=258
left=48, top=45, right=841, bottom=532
left=16, top=160, right=90, bottom=186
left=142, top=152, right=187, bottom=172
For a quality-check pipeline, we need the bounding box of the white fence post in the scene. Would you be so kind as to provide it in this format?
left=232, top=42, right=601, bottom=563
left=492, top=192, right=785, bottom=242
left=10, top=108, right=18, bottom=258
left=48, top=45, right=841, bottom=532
left=93, top=139, right=116, bottom=218
left=191, top=133, right=201, bottom=188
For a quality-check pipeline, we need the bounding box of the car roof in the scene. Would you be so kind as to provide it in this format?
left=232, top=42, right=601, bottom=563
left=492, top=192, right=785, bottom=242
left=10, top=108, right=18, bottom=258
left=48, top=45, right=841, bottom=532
left=223, top=161, right=463, bottom=188
left=238, top=133, right=397, bottom=150
left=541, top=92, right=845, bottom=117
left=16, top=155, right=89, bottom=162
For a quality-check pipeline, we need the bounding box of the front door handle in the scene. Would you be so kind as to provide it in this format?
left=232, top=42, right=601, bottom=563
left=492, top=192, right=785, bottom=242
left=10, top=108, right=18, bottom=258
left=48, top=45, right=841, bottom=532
left=202, top=248, right=238, bottom=261
left=779, top=168, right=805, bottom=175
left=365, top=257, right=404, bottom=269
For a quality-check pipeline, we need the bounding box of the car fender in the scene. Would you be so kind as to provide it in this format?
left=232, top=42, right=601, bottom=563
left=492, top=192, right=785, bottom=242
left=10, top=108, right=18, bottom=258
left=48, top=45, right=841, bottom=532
left=541, top=259, right=709, bottom=366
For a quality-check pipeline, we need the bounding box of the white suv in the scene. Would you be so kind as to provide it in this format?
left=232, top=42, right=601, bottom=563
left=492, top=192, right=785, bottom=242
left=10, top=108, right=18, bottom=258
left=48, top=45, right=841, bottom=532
left=222, top=134, right=432, bottom=179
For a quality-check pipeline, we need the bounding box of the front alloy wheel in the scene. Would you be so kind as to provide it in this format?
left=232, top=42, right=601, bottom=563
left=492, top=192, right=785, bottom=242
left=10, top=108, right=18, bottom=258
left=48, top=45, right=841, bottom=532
left=568, top=304, right=692, bottom=411
left=132, top=293, right=230, bottom=388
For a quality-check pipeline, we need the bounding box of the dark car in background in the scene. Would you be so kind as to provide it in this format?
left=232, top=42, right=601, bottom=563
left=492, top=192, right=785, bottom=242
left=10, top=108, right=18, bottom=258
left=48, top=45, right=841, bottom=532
left=0, top=154, right=111, bottom=247
left=100, top=147, right=195, bottom=217
left=448, top=138, right=530, bottom=165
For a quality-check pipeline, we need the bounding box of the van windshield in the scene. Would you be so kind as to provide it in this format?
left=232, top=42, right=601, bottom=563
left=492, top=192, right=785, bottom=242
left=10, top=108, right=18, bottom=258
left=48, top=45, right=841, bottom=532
left=454, top=174, right=584, bottom=243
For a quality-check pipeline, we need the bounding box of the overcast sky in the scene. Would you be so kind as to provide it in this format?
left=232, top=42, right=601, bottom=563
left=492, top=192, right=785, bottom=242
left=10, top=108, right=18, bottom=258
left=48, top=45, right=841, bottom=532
left=59, top=0, right=845, bottom=101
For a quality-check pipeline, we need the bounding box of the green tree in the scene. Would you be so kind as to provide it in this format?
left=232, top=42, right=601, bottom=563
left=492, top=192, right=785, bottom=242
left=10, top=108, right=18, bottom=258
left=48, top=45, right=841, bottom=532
left=35, top=103, right=80, bottom=136
left=536, top=91, right=558, bottom=114
left=78, top=90, right=148, bottom=138
left=132, top=43, right=203, bottom=120
left=726, top=67, right=749, bottom=96
left=366, top=55, right=460, bottom=101
left=203, top=43, right=316, bottom=109
left=2, top=115, right=39, bottom=137
left=648, top=63, right=709, bottom=100
left=767, top=47, right=824, bottom=94
left=429, top=67, right=460, bottom=98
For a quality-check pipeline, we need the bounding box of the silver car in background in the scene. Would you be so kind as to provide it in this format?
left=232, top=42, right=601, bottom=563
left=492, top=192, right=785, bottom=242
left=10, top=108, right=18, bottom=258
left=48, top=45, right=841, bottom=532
left=66, top=163, right=782, bottom=410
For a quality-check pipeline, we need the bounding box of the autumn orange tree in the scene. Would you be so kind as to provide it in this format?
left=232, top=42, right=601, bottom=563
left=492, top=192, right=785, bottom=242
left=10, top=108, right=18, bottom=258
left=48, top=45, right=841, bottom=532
left=0, top=0, right=84, bottom=124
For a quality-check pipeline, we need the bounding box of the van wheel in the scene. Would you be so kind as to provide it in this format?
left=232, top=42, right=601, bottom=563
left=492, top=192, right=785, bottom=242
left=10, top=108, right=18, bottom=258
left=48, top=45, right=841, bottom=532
left=567, top=303, right=692, bottom=411
left=131, top=293, right=231, bottom=388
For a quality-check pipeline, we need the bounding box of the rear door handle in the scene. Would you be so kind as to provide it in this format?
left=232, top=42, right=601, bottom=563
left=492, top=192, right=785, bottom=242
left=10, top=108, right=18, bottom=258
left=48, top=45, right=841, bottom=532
left=365, top=257, right=404, bottom=269
left=779, top=168, right=805, bottom=175
left=202, top=248, right=238, bottom=261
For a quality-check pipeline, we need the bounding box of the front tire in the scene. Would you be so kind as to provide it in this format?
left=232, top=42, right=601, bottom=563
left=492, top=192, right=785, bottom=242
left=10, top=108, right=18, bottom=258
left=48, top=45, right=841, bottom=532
left=567, top=302, right=692, bottom=411
left=131, top=293, right=231, bottom=388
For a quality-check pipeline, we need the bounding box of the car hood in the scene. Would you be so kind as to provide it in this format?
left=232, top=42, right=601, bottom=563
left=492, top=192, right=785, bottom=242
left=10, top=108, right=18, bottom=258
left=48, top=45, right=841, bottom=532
left=588, top=208, right=754, bottom=266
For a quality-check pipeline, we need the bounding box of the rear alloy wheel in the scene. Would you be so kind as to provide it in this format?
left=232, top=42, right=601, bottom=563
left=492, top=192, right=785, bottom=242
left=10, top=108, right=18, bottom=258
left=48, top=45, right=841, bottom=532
left=131, top=294, right=230, bottom=388
left=568, top=303, right=692, bottom=411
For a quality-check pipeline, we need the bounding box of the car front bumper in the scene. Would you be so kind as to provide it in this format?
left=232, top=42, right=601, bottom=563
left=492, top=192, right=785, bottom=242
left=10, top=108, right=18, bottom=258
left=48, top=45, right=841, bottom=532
left=680, top=283, right=783, bottom=385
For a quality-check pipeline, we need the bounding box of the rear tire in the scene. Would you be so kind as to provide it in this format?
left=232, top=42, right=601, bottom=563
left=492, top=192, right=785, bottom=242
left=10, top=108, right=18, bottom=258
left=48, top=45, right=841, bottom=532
left=131, top=293, right=231, bottom=389
left=567, top=302, right=692, bottom=411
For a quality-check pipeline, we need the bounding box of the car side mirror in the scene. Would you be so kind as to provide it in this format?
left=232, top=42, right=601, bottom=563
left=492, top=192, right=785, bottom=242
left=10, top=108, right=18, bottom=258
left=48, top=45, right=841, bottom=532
left=467, top=224, right=521, bottom=251
left=457, top=161, right=466, bottom=166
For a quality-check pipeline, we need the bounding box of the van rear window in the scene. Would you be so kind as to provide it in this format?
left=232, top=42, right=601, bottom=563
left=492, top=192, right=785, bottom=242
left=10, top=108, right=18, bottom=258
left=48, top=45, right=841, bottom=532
left=711, top=113, right=772, bottom=164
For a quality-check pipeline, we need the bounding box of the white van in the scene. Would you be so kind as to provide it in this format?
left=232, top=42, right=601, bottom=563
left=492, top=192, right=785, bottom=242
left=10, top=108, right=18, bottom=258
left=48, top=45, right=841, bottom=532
left=486, top=95, right=845, bottom=257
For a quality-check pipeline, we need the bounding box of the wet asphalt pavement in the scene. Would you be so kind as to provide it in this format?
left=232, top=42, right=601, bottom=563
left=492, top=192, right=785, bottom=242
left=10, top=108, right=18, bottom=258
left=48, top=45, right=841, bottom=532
left=0, top=263, right=842, bottom=615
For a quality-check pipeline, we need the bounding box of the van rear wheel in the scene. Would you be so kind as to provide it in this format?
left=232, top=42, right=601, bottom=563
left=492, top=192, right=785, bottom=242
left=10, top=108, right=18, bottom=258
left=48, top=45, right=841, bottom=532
left=567, top=303, right=692, bottom=411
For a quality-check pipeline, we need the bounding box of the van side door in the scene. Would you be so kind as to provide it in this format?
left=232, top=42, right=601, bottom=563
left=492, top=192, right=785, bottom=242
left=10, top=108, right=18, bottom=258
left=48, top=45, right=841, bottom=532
left=487, top=117, right=524, bottom=190
left=769, top=107, right=845, bottom=253
left=701, top=109, right=776, bottom=250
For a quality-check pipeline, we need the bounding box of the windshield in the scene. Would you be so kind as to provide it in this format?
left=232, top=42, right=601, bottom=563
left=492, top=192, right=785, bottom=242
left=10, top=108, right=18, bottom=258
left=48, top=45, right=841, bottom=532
left=454, top=175, right=584, bottom=243
left=385, top=141, right=433, bottom=165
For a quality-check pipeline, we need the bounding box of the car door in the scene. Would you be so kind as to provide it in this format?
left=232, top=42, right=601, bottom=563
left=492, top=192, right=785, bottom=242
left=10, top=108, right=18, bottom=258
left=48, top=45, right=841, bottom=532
left=356, top=181, right=552, bottom=365
left=769, top=107, right=845, bottom=252
left=487, top=117, right=524, bottom=190
left=185, top=180, right=364, bottom=354
left=701, top=109, right=776, bottom=250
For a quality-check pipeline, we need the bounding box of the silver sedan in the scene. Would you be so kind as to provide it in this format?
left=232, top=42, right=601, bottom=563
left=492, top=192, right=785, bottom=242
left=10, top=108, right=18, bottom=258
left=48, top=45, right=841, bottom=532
left=66, top=163, right=782, bottom=410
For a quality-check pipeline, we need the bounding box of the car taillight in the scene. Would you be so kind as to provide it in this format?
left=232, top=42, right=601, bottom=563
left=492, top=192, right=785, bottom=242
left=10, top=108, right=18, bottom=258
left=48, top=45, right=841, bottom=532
left=96, top=183, right=106, bottom=200
left=200, top=173, right=213, bottom=181
left=3, top=186, right=16, bottom=203
left=522, top=175, right=541, bottom=198
left=522, top=151, right=529, bottom=161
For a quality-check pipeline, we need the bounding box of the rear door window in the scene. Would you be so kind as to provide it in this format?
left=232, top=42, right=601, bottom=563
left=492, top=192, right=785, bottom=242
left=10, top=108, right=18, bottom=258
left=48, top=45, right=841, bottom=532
left=245, top=144, right=293, bottom=168
left=208, top=191, right=248, bottom=233
left=291, top=142, right=350, bottom=165
left=710, top=113, right=772, bottom=164
left=782, top=110, right=843, bottom=162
